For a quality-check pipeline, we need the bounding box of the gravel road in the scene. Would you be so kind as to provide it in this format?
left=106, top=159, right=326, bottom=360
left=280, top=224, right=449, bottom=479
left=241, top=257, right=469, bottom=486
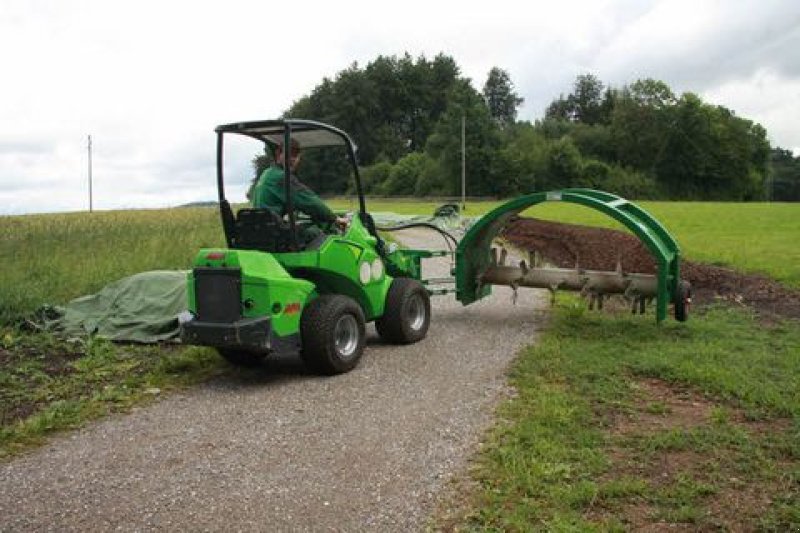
left=0, top=229, right=547, bottom=531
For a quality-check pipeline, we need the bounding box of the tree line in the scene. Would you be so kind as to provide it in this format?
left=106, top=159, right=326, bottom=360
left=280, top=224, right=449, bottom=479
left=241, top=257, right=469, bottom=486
left=254, top=53, right=799, bottom=201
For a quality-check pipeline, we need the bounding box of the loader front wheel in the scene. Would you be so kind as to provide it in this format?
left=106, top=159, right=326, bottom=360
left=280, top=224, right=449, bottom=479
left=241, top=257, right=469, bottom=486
left=301, top=295, right=366, bottom=375
left=376, top=278, right=431, bottom=344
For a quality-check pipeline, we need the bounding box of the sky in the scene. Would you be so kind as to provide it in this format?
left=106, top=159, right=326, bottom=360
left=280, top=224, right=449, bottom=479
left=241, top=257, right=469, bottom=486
left=1, top=0, right=798, bottom=215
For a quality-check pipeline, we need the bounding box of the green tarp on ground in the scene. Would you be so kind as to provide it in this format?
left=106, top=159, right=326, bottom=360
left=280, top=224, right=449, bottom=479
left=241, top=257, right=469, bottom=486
left=42, top=270, right=188, bottom=343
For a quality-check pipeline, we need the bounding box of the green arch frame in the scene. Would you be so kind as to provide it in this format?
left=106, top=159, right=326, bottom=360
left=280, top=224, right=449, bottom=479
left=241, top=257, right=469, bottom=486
left=455, top=189, right=681, bottom=322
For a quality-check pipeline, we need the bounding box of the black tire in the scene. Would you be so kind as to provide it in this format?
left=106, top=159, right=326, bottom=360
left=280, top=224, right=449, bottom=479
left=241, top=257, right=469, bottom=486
left=300, top=295, right=366, bottom=375
left=375, top=278, right=431, bottom=344
left=674, top=279, right=692, bottom=322
left=217, top=348, right=266, bottom=367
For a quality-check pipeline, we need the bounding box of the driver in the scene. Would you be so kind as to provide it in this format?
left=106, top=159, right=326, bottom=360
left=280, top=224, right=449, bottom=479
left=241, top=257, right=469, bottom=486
left=251, top=138, right=346, bottom=237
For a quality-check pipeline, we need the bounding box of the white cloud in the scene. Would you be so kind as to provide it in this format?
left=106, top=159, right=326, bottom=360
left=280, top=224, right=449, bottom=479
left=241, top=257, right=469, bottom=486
left=703, top=68, right=800, bottom=153
left=1, top=0, right=799, bottom=214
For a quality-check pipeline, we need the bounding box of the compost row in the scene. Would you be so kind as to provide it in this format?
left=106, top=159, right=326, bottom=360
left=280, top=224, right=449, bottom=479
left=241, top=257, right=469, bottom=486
left=501, top=217, right=800, bottom=320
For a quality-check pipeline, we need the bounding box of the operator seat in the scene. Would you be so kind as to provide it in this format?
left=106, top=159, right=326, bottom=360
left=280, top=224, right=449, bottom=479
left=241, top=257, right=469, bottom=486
left=233, top=208, right=296, bottom=253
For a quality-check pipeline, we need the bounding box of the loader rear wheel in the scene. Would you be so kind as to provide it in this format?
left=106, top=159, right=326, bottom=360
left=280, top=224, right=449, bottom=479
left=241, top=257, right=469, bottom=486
left=301, top=295, right=366, bottom=375
left=674, top=280, right=692, bottom=322
left=217, top=348, right=266, bottom=367
left=376, top=278, right=431, bottom=344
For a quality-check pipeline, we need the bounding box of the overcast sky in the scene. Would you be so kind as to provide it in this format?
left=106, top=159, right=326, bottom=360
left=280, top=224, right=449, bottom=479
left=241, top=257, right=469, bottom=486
left=2, top=0, right=798, bottom=215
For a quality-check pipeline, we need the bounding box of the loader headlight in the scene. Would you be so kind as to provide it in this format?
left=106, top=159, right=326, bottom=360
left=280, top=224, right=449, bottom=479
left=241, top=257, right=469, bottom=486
left=359, top=261, right=372, bottom=285
left=371, top=259, right=384, bottom=281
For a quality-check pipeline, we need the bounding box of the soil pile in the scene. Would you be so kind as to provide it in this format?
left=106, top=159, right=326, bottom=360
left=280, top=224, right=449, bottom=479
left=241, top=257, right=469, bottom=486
left=501, top=217, right=800, bottom=320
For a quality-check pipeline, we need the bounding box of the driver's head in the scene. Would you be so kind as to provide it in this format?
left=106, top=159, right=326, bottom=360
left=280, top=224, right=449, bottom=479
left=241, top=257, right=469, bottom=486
left=274, top=138, right=301, bottom=171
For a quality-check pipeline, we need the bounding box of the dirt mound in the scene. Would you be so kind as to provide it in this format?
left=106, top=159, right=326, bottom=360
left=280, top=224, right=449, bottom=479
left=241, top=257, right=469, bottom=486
left=501, top=217, right=800, bottom=320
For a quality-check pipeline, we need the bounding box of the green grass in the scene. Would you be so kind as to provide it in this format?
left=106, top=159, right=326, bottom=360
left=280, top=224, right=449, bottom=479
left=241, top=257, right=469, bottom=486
left=452, top=301, right=800, bottom=531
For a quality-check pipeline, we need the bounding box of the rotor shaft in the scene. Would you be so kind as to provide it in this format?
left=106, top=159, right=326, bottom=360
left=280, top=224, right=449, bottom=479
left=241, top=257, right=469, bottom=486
left=481, top=264, right=658, bottom=297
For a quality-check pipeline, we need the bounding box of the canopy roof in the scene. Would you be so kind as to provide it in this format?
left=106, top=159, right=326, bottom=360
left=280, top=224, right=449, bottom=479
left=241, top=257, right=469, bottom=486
left=215, top=119, right=355, bottom=150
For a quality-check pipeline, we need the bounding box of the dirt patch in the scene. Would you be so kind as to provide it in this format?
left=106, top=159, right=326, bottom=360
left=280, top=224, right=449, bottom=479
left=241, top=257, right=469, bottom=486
left=616, top=503, right=672, bottom=533
left=0, top=344, right=82, bottom=377
left=594, top=377, right=793, bottom=530
left=605, top=382, right=712, bottom=494
left=501, top=217, right=800, bottom=320
left=586, top=502, right=684, bottom=532
left=706, top=483, right=783, bottom=530
left=0, top=342, right=84, bottom=426
left=610, top=378, right=715, bottom=436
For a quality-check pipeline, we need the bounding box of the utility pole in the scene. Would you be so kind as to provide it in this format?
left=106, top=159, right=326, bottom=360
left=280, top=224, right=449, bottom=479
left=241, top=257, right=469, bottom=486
left=87, top=134, right=93, bottom=212
left=765, top=166, right=774, bottom=202
left=461, top=112, right=466, bottom=212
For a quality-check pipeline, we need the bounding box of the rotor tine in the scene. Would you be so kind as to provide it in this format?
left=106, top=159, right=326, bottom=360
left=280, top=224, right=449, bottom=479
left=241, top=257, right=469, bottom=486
left=598, top=294, right=604, bottom=310
left=588, top=293, right=595, bottom=311
left=499, top=248, right=508, bottom=266
left=639, top=296, right=646, bottom=315
left=623, top=284, right=636, bottom=300
left=549, top=283, right=559, bottom=304
left=519, top=259, right=529, bottom=274
left=631, top=297, right=638, bottom=314
left=579, top=279, right=591, bottom=298
left=490, top=247, right=498, bottom=266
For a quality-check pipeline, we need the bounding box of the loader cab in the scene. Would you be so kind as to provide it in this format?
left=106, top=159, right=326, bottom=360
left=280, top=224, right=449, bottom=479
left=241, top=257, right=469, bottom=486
left=214, top=119, right=377, bottom=253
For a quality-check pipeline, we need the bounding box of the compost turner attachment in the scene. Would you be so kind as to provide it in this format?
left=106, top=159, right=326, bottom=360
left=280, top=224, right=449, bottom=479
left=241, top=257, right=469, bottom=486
left=483, top=246, right=658, bottom=315
left=454, top=189, right=691, bottom=322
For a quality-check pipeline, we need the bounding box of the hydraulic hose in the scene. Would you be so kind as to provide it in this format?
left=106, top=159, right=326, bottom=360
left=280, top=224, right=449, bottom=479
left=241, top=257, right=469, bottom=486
left=374, top=222, right=460, bottom=254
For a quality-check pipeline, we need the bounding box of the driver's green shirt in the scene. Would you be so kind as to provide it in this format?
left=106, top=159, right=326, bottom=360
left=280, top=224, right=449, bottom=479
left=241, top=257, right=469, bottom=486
left=251, top=165, right=336, bottom=224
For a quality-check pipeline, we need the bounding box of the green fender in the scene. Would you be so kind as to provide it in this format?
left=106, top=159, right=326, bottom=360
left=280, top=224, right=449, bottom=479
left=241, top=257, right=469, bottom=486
left=455, top=189, right=681, bottom=322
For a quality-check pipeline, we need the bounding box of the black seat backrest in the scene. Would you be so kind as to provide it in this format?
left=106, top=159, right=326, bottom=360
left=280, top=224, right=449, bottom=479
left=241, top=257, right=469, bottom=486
left=220, top=200, right=237, bottom=248
left=233, top=208, right=294, bottom=253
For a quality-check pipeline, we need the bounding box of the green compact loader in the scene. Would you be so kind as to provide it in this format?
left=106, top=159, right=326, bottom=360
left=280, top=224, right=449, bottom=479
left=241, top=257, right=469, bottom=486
left=181, top=119, right=691, bottom=375
left=180, top=119, right=437, bottom=374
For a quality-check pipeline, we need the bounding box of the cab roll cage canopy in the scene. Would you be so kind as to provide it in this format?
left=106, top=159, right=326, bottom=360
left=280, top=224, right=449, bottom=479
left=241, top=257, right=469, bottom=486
left=214, top=119, right=367, bottom=251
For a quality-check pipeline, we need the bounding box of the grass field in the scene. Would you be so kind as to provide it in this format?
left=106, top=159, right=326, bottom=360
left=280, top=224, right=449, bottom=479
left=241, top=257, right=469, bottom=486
left=440, top=301, right=800, bottom=530
left=1, top=199, right=798, bottom=323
